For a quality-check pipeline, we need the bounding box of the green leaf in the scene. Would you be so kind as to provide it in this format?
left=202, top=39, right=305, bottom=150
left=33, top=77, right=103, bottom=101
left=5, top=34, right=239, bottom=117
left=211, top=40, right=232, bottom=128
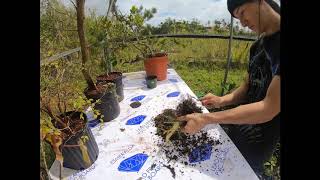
left=111, top=59, right=117, bottom=67
left=130, top=6, right=138, bottom=14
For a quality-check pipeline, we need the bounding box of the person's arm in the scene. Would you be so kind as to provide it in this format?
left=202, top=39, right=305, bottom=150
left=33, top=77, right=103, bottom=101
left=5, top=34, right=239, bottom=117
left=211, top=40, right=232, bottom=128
left=178, top=75, right=280, bottom=134
left=207, top=75, right=280, bottom=124
left=200, top=74, right=249, bottom=108
left=220, top=74, right=249, bottom=107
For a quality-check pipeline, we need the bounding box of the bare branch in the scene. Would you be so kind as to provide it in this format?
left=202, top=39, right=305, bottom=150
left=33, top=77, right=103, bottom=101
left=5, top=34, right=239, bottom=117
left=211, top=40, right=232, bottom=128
left=70, top=0, right=77, bottom=9
left=76, top=0, right=96, bottom=90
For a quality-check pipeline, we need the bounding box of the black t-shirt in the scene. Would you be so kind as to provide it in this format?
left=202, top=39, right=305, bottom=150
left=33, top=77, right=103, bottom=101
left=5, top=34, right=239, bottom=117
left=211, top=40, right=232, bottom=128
left=226, top=31, right=280, bottom=172
left=263, top=31, right=280, bottom=76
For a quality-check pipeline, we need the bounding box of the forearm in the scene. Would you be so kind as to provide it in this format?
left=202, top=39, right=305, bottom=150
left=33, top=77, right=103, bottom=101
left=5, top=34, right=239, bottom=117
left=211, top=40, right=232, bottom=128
left=220, top=76, right=249, bottom=106
left=202, top=100, right=278, bottom=125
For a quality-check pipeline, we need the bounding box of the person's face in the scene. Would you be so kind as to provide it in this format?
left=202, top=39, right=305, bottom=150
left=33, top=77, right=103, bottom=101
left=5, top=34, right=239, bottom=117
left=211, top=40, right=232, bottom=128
left=233, top=2, right=261, bottom=33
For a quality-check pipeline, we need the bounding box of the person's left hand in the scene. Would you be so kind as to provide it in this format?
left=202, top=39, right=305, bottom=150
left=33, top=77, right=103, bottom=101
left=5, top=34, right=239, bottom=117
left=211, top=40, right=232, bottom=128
left=177, top=113, right=207, bottom=135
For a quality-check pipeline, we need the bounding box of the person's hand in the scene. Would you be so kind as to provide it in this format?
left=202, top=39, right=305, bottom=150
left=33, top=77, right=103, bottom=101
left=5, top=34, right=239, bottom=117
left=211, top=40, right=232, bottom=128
left=200, top=93, right=223, bottom=108
left=177, top=113, right=207, bottom=135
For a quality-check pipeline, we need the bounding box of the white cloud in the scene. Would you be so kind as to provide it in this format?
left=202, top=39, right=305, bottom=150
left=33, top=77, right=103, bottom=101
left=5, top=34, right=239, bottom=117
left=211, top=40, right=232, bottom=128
left=60, top=0, right=232, bottom=26
left=117, top=0, right=231, bottom=26
left=59, top=0, right=280, bottom=29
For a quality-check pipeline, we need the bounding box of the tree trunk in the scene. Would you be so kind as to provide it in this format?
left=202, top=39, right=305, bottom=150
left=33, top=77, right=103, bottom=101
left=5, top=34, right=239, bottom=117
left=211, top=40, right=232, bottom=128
left=76, top=0, right=96, bottom=90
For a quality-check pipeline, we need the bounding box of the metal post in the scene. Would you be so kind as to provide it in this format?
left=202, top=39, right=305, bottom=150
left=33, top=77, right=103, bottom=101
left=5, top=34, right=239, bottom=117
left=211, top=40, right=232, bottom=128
left=221, top=16, right=234, bottom=96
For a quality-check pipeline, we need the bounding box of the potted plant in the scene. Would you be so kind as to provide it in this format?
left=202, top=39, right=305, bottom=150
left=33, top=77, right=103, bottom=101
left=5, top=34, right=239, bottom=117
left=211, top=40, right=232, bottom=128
left=75, top=0, right=120, bottom=122
left=89, top=18, right=125, bottom=102
left=84, top=82, right=120, bottom=122
left=40, top=81, right=101, bottom=178
left=96, top=71, right=124, bottom=102
left=116, top=6, right=177, bottom=81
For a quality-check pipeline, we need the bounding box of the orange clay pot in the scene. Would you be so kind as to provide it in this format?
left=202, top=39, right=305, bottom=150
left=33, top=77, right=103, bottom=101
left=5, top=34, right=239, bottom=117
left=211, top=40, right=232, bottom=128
left=144, top=53, right=168, bottom=81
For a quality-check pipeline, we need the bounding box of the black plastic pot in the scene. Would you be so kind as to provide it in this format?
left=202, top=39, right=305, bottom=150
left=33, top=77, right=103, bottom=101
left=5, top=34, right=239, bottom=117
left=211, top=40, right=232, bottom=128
left=96, top=72, right=124, bottom=102
left=61, top=112, right=99, bottom=170
left=84, top=84, right=120, bottom=122
left=146, top=75, right=157, bottom=89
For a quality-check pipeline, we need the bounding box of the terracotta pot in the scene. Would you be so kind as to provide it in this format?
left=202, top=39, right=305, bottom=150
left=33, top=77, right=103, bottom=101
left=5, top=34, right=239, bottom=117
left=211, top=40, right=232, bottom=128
left=144, top=54, right=168, bottom=81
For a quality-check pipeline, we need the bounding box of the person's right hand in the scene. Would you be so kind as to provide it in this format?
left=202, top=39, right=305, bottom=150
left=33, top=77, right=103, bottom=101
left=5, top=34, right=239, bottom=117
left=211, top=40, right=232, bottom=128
left=200, top=93, right=223, bottom=108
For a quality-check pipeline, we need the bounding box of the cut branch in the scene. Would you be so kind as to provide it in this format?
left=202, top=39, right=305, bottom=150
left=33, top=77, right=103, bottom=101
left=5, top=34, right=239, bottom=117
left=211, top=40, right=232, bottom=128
left=76, top=0, right=96, bottom=90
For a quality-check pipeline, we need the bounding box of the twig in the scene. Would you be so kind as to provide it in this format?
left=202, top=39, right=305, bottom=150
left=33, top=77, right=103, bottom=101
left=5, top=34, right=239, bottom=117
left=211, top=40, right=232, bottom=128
left=40, top=106, right=68, bottom=129
left=59, top=161, right=62, bottom=180
left=70, top=0, right=77, bottom=9
left=131, top=42, right=145, bottom=54
left=40, top=140, right=51, bottom=180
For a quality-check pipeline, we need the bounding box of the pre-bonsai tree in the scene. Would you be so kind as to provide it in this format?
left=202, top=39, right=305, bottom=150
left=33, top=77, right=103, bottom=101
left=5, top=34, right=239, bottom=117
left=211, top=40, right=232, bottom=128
left=88, top=16, right=125, bottom=102
left=40, top=68, right=101, bottom=179
left=75, top=0, right=120, bottom=121
left=116, top=6, right=178, bottom=81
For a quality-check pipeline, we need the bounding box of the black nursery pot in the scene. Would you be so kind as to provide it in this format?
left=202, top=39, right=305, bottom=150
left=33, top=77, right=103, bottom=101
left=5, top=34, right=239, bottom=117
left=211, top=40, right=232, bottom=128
left=61, top=112, right=99, bottom=170
left=84, top=84, right=120, bottom=122
left=96, top=72, right=124, bottom=102
left=146, top=75, right=157, bottom=89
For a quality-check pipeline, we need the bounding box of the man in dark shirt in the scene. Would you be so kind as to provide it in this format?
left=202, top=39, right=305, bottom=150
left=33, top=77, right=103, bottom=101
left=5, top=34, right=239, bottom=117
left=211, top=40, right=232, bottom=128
left=177, top=0, right=280, bottom=178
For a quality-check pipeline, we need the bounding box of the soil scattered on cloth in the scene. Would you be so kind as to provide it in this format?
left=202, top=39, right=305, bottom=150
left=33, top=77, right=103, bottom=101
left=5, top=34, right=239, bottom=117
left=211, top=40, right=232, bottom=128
left=153, top=98, right=222, bottom=169
left=163, top=164, right=176, bottom=179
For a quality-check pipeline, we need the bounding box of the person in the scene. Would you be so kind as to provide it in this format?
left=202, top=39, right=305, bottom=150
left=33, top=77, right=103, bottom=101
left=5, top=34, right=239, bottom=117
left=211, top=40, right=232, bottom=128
left=177, top=0, right=280, bottom=178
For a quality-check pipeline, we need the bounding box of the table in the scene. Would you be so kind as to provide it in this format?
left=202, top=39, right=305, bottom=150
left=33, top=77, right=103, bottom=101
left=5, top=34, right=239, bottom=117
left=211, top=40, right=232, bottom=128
left=49, top=69, right=259, bottom=180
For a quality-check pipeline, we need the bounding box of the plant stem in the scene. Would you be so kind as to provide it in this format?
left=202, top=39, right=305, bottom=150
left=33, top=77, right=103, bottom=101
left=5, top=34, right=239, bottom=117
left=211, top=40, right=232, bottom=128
left=76, top=0, right=96, bottom=90
left=40, top=107, right=68, bottom=129
left=40, top=140, right=51, bottom=180
left=59, top=161, right=62, bottom=180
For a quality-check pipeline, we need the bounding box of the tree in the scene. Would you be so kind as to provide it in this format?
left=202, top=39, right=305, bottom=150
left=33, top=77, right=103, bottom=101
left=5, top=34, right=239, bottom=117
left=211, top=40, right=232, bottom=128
left=75, top=0, right=96, bottom=90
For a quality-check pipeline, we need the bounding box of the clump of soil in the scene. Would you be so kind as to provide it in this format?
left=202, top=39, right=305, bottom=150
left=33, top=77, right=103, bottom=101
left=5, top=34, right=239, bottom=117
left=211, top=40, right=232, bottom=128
left=163, top=164, right=176, bottom=179
left=154, top=98, right=221, bottom=167
left=150, top=163, right=156, bottom=170
left=130, top=101, right=141, bottom=108
left=175, top=98, right=202, bottom=116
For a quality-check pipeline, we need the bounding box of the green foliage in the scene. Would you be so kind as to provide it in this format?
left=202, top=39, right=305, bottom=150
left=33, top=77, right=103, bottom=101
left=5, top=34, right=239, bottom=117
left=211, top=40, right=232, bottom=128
left=40, top=0, right=78, bottom=59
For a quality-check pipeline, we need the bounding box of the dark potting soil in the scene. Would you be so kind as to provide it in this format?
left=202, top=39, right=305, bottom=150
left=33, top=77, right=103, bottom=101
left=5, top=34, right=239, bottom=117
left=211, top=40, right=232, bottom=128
left=147, top=52, right=168, bottom=58
left=97, top=72, right=121, bottom=81
left=154, top=98, right=222, bottom=166
left=52, top=112, right=86, bottom=142
left=130, top=101, right=141, bottom=108
left=84, top=83, right=108, bottom=99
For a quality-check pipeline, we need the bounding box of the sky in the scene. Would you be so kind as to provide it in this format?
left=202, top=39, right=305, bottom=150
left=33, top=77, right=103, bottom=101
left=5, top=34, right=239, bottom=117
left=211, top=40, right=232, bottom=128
left=61, top=0, right=280, bottom=28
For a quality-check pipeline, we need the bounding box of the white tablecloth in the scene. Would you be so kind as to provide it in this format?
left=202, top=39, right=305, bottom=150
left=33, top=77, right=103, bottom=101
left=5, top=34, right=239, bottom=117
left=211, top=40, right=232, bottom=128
left=49, top=69, right=259, bottom=180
